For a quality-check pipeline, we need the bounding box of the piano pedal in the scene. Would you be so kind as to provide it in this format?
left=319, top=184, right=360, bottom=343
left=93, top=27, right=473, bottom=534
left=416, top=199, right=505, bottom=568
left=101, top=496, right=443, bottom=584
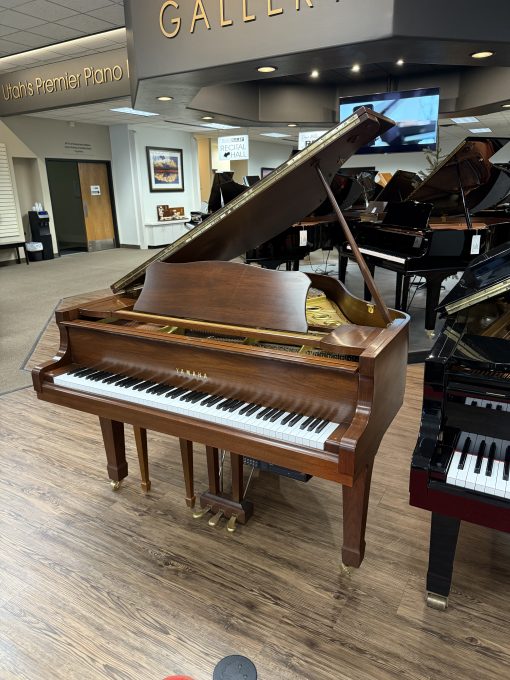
left=226, top=515, right=238, bottom=533
left=192, top=504, right=212, bottom=520
left=110, top=480, right=122, bottom=491
left=426, top=592, right=448, bottom=611
left=208, top=509, right=224, bottom=527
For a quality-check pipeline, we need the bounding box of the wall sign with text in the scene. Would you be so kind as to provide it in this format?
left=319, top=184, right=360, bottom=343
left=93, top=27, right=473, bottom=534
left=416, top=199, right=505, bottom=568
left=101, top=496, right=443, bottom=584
left=217, top=134, right=249, bottom=161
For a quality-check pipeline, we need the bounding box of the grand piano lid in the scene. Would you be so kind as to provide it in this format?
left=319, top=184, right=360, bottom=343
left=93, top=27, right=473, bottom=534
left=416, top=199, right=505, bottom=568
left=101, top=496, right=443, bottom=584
left=408, top=136, right=510, bottom=216
left=438, top=242, right=510, bottom=315
left=111, top=107, right=394, bottom=294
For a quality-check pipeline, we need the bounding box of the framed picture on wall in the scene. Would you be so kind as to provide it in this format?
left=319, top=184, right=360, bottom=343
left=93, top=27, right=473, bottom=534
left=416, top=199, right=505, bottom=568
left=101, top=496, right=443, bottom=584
left=261, top=167, right=275, bottom=178
left=146, top=147, right=184, bottom=192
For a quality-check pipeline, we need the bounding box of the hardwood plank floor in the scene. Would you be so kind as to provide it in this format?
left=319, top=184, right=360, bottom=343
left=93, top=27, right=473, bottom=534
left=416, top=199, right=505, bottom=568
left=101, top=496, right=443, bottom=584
left=1, top=367, right=509, bottom=680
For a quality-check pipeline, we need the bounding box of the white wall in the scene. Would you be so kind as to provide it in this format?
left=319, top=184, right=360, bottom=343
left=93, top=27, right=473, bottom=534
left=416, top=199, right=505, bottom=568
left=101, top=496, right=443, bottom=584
left=109, top=125, right=142, bottom=246
left=247, top=140, right=292, bottom=177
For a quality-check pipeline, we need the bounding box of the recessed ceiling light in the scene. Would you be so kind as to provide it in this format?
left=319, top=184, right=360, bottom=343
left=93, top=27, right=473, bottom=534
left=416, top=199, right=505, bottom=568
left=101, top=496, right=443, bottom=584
left=450, top=116, right=479, bottom=124
left=351, top=64, right=361, bottom=73
left=260, top=132, right=290, bottom=138
left=110, top=107, right=159, bottom=117
left=503, top=104, right=510, bottom=108
left=257, top=65, right=277, bottom=73
left=202, top=115, right=214, bottom=120
left=396, top=59, right=404, bottom=66
left=288, top=123, right=297, bottom=127
left=471, top=51, right=494, bottom=59
left=311, top=69, right=319, bottom=78
left=469, top=127, right=492, bottom=133
left=157, top=96, right=173, bottom=101
left=201, top=122, right=240, bottom=130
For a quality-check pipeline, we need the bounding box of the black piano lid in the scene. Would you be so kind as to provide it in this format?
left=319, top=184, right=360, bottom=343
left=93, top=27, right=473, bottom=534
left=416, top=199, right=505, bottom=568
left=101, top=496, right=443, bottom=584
left=438, top=242, right=510, bottom=316
left=111, top=108, right=395, bottom=294
left=408, top=136, right=510, bottom=216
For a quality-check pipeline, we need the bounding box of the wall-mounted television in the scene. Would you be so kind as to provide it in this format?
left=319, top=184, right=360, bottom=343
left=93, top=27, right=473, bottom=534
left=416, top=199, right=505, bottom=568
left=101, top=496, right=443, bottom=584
left=339, top=87, right=440, bottom=154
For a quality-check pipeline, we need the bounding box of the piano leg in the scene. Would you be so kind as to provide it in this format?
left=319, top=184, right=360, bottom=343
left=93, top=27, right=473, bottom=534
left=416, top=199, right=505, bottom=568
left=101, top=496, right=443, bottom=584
left=341, top=459, right=374, bottom=568
left=338, top=252, right=348, bottom=283
left=206, top=445, right=220, bottom=495
left=401, top=275, right=410, bottom=313
left=179, top=438, right=196, bottom=508
left=424, top=273, right=445, bottom=332
left=99, top=417, right=128, bottom=490
left=395, top=273, right=403, bottom=310
left=364, top=263, right=376, bottom=302
left=133, top=426, right=151, bottom=493
left=426, top=512, right=461, bottom=610
left=231, top=452, right=244, bottom=502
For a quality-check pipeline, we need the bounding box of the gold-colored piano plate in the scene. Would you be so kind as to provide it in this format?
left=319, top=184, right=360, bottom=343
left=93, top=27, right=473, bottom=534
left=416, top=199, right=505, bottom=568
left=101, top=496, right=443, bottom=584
left=306, top=294, right=349, bottom=329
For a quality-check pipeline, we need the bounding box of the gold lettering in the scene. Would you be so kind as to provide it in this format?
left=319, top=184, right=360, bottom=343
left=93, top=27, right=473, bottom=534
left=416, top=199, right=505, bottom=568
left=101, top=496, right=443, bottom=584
left=190, top=0, right=211, bottom=33
left=220, top=0, right=233, bottom=27
left=160, top=0, right=181, bottom=38
left=295, top=0, right=313, bottom=8
left=267, top=0, right=283, bottom=17
left=242, top=0, right=255, bottom=21
left=84, top=67, right=92, bottom=85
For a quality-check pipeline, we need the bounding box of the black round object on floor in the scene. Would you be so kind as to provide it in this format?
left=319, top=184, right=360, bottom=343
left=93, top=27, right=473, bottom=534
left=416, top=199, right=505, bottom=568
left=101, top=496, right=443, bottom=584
left=213, top=655, right=257, bottom=680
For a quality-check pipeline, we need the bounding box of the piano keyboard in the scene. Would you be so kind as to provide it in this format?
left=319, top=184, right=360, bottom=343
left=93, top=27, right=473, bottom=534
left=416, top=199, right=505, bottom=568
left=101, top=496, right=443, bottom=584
left=53, top=368, right=340, bottom=450
left=346, top=245, right=406, bottom=264
left=446, top=431, right=510, bottom=499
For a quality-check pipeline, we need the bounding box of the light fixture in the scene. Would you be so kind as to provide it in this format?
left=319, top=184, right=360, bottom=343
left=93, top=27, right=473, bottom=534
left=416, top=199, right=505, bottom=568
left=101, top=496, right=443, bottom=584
left=110, top=107, right=159, bottom=117
left=351, top=64, right=361, bottom=73
left=469, top=127, right=492, bottom=133
left=471, top=51, right=494, bottom=59
left=396, top=59, right=404, bottom=66
left=202, top=115, right=214, bottom=120
left=201, top=122, right=240, bottom=130
left=311, top=69, right=319, bottom=78
left=503, top=103, right=510, bottom=108
left=260, top=132, right=290, bottom=138
left=450, top=116, right=479, bottom=124
left=257, top=65, right=277, bottom=73
left=287, top=123, right=297, bottom=127
left=156, top=96, right=173, bottom=101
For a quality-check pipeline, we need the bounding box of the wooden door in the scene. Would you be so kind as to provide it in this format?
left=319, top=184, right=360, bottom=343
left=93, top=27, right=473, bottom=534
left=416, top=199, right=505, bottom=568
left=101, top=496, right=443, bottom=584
left=78, top=162, right=116, bottom=251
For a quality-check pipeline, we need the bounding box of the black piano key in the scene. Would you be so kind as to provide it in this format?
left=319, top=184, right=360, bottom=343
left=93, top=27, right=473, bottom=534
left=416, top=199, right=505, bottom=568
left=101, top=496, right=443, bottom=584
left=239, top=402, right=255, bottom=415
left=474, top=440, right=486, bottom=474
left=68, top=366, right=85, bottom=375
left=486, top=442, right=497, bottom=476
left=114, top=376, right=136, bottom=386
left=166, top=387, right=187, bottom=399
left=75, top=367, right=100, bottom=378
left=245, top=404, right=262, bottom=416
left=218, top=398, right=235, bottom=409
left=300, top=416, right=315, bottom=430
left=263, top=408, right=279, bottom=421
left=281, top=412, right=297, bottom=425
left=133, top=380, right=157, bottom=391
left=269, top=410, right=285, bottom=423
left=257, top=407, right=272, bottom=419
left=228, top=400, right=244, bottom=412
left=202, top=394, right=222, bottom=406
left=102, top=374, right=123, bottom=384
left=216, top=398, right=232, bottom=409
left=504, top=446, right=510, bottom=481
left=458, top=436, right=472, bottom=470
left=496, top=404, right=503, bottom=411
left=308, top=417, right=323, bottom=432
left=88, top=371, right=110, bottom=381
left=486, top=403, right=492, bottom=409
left=288, top=413, right=304, bottom=427
left=315, top=420, right=330, bottom=433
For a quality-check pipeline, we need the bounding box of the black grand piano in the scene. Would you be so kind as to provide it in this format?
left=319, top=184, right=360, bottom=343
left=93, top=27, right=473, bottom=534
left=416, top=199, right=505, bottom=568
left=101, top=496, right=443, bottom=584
left=410, top=243, right=510, bottom=608
left=340, top=137, right=510, bottom=332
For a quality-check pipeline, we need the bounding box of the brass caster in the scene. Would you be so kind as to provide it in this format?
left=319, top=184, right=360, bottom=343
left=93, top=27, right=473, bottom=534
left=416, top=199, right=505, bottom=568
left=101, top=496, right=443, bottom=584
left=192, top=505, right=211, bottom=520
left=340, top=562, right=352, bottom=576
left=110, top=480, right=122, bottom=491
left=141, top=481, right=151, bottom=493
left=226, top=515, right=238, bottom=533
left=426, top=592, right=448, bottom=610
left=208, top=509, right=224, bottom=527
left=426, top=330, right=436, bottom=339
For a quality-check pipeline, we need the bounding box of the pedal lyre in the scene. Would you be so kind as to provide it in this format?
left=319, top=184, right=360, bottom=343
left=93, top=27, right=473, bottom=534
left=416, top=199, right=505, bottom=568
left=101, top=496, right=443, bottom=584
left=192, top=504, right=211, bottom=520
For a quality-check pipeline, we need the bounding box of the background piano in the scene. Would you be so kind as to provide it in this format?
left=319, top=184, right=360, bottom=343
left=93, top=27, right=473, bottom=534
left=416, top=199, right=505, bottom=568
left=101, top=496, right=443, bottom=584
left=410, top=243, right=510, bottom=608
left=33, top=108, right=410, bottom=568
left=339, top=137, right=510, bottom=332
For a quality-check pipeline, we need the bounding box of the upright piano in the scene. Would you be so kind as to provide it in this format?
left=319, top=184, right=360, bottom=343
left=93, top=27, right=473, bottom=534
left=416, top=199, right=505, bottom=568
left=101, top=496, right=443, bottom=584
left=410, top=243, right=510, bottom=608
left=340, top=137, right=510, bottom=331
left=33, top=108, right=410, bottom=568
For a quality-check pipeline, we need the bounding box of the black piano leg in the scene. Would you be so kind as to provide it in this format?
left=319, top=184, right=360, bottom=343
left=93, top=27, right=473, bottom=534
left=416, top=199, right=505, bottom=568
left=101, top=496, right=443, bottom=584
left=401, top=275, right=410, bottom=313
left=338, top=253, right=348, bottom=283
left=99, top=417, right=128, bottom=490
left=395, top=273, right=403, bottom=309
left=341, top=459, right=374, bottom=568
left=179, top=438, right=196, bottom=508
left=426, top=512, right=461, bottom=610
left=364, top=263, right=376, bottom=301
left=133, top=426, right=151, bottom=493
left=424, top=274, right=444, bottom=332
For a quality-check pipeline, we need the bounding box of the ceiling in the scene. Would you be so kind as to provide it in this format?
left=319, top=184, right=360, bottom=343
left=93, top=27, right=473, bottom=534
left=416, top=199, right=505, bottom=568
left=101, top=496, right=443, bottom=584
left=1, top=1, right=510, bottom=148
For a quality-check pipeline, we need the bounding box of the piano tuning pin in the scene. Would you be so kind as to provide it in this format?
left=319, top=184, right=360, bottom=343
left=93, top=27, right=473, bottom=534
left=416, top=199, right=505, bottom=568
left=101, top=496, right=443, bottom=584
left=226, top=515, right=238, bottom=533
left=208, top=509, right=224, bottom=527
left=192, top=505, right=211, bottom=520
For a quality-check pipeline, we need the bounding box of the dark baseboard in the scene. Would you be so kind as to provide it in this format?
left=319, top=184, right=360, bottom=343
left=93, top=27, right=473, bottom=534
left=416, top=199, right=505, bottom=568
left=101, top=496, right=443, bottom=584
left=0, top=257, right=27, bottom=267
left=119, top=244, right=141, bottom=249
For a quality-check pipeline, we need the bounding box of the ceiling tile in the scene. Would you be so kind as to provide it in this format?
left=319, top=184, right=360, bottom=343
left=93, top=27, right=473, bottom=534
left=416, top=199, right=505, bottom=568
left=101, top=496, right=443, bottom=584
left=50, top=0, right=113, bottom=10
left=0, top=8, right=46, bottom=28
left=15, top=0, right=79, bottom=20
left=33, top=22, right=85, bottom=39
left=2, top=29, right=58, bottom=46
left=0, top=0, right=35, bottom=7
left=88, top=4, right=123, bottom=24
left=56, top=14, right=116, bottom=32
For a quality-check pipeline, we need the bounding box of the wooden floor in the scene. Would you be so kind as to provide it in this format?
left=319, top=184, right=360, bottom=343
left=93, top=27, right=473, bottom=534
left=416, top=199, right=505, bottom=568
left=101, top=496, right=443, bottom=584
left=2, top=313, right=510, bottom=678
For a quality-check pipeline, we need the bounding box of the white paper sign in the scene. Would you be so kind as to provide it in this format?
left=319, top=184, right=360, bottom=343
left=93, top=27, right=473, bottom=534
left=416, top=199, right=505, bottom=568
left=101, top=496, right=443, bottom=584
left=90, top=185, right=101, bottom=196
left=470, top=234, right=481, bottom=255
left=299, top=229, right=308, bottom=246
left=217, top=135, right=249, bottom=161
left=298, top=130, right=327, bottom=150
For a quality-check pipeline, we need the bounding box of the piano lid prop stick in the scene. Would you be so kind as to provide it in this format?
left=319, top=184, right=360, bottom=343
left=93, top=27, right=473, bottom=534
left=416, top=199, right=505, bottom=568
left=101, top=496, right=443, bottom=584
left=315, top=165, right=393, bottom=326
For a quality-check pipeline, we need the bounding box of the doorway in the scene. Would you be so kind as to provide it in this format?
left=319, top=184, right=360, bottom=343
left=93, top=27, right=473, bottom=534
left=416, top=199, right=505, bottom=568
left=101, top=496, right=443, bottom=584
left=46, top=159, right=118, bottom=253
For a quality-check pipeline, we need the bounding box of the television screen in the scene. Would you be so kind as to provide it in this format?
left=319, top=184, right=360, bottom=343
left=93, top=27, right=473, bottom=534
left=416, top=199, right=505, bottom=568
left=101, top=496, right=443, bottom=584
left=339, top=88, right=440, bottom=154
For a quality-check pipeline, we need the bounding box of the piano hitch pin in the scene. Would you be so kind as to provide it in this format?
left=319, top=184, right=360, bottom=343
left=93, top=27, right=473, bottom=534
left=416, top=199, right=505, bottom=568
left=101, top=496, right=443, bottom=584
left=226, top=515, right=238, bottom=533
left=208, top=509, right=224, bottom=527
left=192, top=505, right=212, bottom=520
